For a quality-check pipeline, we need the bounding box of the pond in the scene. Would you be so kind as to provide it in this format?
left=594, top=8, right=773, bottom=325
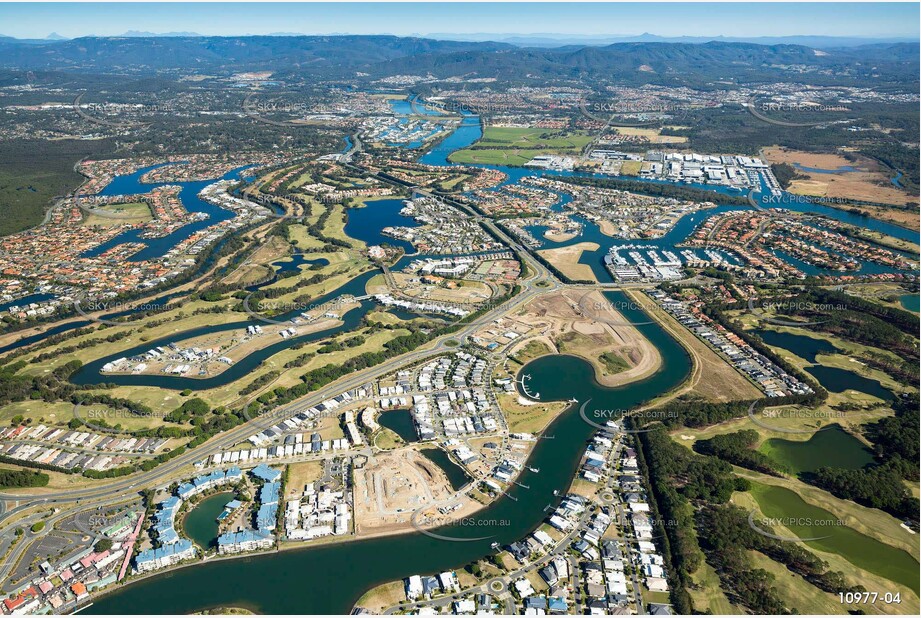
left=377, top=409, right=418, bottom=443
left=759, top=424, right=876, bottom=474
left=182, top=492, right=236, bottom=549
left=804, top=365, right=894, bottom=401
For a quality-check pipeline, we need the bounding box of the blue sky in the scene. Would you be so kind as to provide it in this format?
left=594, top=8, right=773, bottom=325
left=1, top=2, right=918, bottom=40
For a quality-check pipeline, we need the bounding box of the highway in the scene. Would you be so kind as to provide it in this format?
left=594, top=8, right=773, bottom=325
left=0, top=188, right=563, bottom=582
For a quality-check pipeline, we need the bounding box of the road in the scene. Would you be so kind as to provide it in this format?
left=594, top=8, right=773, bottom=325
left=0, top=187, right=562, bottom=583
left=0, top=150, right=627, bottom=590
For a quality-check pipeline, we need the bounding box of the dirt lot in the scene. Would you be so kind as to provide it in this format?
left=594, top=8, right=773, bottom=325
left=353, top=447, right=479, bottom=538
left=537, top=242, right=599, bottom=282
left=614, top=126, right=688, bottom=144
left=513, top=289, right=661, bottom=388
left=764, top=147, right=917, bottom=208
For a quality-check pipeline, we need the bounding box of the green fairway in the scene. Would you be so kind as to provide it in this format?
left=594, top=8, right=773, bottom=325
left=749, top=482, right=920, bottom=593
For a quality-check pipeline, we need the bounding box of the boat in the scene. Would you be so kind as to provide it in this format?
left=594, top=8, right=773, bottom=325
left=490, top=542, right=500, bottom=549
left=568, top=397, right=578, bottom=403
left=527, top=466, right=540, bottom=473
left=553, top=489, right=559, bottom=496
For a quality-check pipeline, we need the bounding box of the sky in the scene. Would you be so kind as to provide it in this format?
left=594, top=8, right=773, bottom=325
left=0, top=2, right=918, bottom=40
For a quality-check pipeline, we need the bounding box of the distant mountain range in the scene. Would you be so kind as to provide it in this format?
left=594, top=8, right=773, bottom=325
left=2, top=31, right=917, bottom=48
left=425, top=32, right=920, bottom=48
left=0, top=34, right=915, bottom=87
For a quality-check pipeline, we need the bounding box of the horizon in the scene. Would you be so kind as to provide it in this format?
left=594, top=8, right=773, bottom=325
left=0, top=2, right=918, bottom=40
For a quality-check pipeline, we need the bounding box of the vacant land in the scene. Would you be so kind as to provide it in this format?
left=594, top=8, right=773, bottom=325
left=285, top=461, right=324, bottom=497
left=764, top=147, right=917, bottom=213
left=82, top=202, right=153, bottom=227
left=614, top=126, right=688, bottom=144
left=498, top=393, right=567, bottom=434
left=449, top=127, right=591, bottom=166
left=536, top=242, right=599, bottom=282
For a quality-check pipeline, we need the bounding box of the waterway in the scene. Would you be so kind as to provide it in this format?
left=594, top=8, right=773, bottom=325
left=0, top=292, right=56, bottom=312
left=419, top=447, right=470, bottom=491
left=82, top=163, right=256, bottom=262
left=69, top=270, right=381, bottom=390
left=415, top=109, right=917, bottom=279
left=791, top=163, right=858, bottom=174
left=183, top=492, right=235, bottom=549
left=377, top=409, right=418, bottom=443
left=344, top=198, right=420, bottom=253
left=759, top=424, right=875, bottom=474
left=87, top=291, right=691, bottom=614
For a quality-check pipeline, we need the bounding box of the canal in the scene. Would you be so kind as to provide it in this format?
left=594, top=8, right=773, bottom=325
left=87, top=291, right=691, bottom=614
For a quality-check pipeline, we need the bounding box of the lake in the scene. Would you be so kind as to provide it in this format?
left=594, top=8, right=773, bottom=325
left=182, top=492, right=236, bottom=549
left=759, top=424, right=876, bottom=474
left=377, top=409, right=418, bottom=443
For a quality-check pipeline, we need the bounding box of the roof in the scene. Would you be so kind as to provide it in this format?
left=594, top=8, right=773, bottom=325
left=251, top=463, right=282, bottom=482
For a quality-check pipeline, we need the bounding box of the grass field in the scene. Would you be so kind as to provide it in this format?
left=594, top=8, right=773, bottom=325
left=448, top=126, right=592, bottom=166
left=82, top=201, right=152, bottom=227
left=285, top=461, right=324, bottom=496
left=498, top=393, right=567, bottom=434
left=686, top=559, right=739, bottom=614
left=354, top=580, right=405, bottom=614
left=758, top=424, right=875, bottom=474
left=513, top=339, right=552, bottom=363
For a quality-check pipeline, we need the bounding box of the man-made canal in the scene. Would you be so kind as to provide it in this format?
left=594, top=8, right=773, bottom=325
left=87, top=291, right=691, bottom=614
